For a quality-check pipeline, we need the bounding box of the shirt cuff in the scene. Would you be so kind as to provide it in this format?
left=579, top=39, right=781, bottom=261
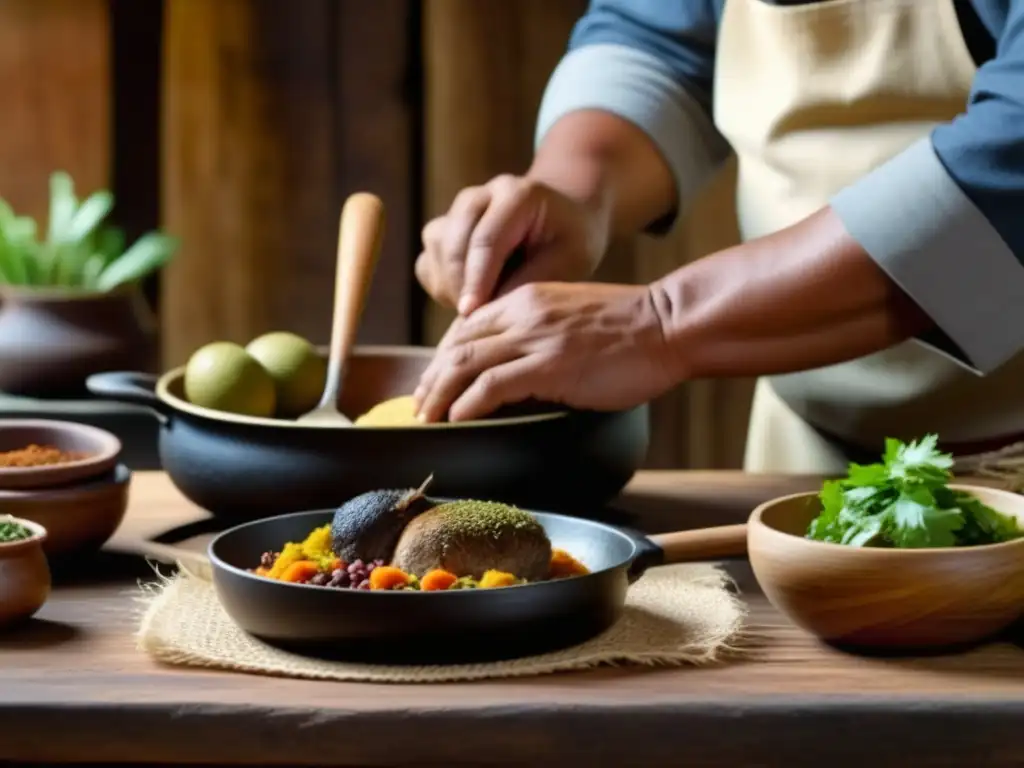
left=535, top=43, right=730, bottom=234
left=830, top=136, right=1024, bottom=375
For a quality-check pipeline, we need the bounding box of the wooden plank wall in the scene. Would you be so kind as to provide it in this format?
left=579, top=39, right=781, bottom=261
left=160, top=0, right=418, bottom=368
left=0, top=0, right=111, bottom=224
left=422, top=0, right=754, bottom=468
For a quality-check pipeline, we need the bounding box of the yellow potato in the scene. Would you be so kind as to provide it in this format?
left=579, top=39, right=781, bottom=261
left=354, top=395, right=421, bottom=427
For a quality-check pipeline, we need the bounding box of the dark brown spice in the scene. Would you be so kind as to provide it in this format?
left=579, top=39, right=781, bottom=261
left=0, top=444, right=91, bottom=468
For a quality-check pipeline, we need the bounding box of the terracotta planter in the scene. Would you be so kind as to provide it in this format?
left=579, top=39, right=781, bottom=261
left=0, top=286, right=158, bottom=397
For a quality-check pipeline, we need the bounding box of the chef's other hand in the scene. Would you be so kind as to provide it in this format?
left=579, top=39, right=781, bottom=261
left=413, top=282, right=676, bottom=423
left=415, top=175, right=609, bottom=317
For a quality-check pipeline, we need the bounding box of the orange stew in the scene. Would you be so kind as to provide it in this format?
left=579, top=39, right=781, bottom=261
left=253, top=528, right=591, bottom=592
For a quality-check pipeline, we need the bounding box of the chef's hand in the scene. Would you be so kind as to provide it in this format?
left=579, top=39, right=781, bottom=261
left=413, top=282, right=676, bottom=422
left=415, top=174, right=609, bottom=316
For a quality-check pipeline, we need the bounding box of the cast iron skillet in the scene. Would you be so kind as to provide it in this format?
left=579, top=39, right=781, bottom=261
left=163, top=507, right=748, bottom=665
left=85, top=346, right=648, bottom=522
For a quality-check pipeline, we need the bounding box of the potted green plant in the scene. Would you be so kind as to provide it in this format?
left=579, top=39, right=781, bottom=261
left=0, top=171, right=178, bottom=396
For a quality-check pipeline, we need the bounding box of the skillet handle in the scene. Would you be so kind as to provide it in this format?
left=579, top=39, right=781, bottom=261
left=647, top=524, right=748, bottom=564
left=86, top=371, right=170, bottom=425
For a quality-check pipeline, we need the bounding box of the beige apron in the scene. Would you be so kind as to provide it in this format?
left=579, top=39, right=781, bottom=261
left=713, top=0, right=1024, bottom=473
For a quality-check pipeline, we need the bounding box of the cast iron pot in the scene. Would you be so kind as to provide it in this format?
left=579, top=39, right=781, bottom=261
left=170, top=506, right=748, bottom=664
left=86, top=346, right=649, bottom=521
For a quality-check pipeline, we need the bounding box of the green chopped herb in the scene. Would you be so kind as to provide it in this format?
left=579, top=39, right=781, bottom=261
left=0, top=516, right=33, bottom=543
left=806, top=434, right=1023, bottom=549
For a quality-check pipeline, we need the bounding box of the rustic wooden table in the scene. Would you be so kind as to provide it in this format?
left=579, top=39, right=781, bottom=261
left=1, top=472, right=1022, bottom=768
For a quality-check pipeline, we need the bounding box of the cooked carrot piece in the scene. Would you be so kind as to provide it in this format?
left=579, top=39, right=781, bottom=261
left=369, top=565, right=411, bottom=591
left=280, top=560, right=321, bottom=583
left=549, top=548, right=589, bottom=579
left=420, top=569, right=459, bottom=591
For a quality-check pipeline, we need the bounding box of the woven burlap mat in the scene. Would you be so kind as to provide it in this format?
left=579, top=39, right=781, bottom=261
left=136, top=564, right=747, bottom=683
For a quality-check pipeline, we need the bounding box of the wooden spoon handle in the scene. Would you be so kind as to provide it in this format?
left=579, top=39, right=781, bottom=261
left=320, top=192, right=386, bottom=408
left=648, top=524, right=748, bottom=564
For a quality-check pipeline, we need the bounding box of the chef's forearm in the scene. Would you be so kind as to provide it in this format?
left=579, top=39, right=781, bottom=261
left=649, top=206, right=933, bottom=380
left=527, top=110, right=675, bottom=240
left=533, top=42, right=731, bottom=241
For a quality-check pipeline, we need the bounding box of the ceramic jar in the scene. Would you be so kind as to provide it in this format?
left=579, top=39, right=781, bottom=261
left=0, top=285, right=158, bottom=397
left=0, top=518, right=51, bottom=627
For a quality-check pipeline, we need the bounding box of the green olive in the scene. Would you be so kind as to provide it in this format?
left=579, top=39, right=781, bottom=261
left=245, top=331, right=327, bottom=419
left=184, top=341, right=276, bottom=418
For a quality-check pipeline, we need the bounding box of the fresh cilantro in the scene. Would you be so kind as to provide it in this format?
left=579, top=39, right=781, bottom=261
left=805, top=434, right=1023, bottom=549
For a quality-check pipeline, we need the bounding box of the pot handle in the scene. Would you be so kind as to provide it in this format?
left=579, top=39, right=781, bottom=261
left=648, top=525, right=749, bottom=565
left=626, top=525, right=748, bottom=582
left=625, top=522, right=750, bottom=582
left=86, top=371, right=170, bottom=425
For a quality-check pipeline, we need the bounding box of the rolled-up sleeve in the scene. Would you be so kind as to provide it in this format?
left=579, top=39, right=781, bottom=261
left=830, top=2, right=1024, bottom=375
left=535, top=0, right=731, bottom=233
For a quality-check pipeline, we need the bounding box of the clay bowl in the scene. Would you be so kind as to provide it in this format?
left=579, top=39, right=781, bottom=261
left=0, top=464, right=132, bottom=559
left=0, top=517, right=51, bottom=627
left=748, top=484, right=1024, bottom=649
left=86, top=346, right=649, bottom=521
left=0, top=419, right=121, bottom=490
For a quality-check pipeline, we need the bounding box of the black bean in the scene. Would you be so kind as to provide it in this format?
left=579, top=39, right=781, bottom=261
left=357, top=581, right=371, bottom=590
left=259, top=551, right=278, bottom=569
left=348, top=559, right=365, bottom=573
left=310, top=572, right=329, bottom=586
left=336, top=571, right=351, bottom=587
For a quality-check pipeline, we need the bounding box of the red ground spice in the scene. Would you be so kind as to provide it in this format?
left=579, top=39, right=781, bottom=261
left=0, top=444, right=91, bottom=468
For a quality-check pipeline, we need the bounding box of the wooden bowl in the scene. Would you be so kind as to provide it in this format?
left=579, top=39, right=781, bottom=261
left=0, top=464, right=131, bottom=559
left=0, top=419, right=121, bottom=490
left=0, top=517, right=51, bottom=627
left=748, top=484, right=1024, bottom=649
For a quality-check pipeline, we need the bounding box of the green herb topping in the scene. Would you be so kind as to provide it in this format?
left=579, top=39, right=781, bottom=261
left=0, top=516, right=33, bottom=543
left=806, top=435, right=1023, bottom=549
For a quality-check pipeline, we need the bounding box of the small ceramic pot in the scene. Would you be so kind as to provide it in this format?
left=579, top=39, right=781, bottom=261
left=0, top=419, right=122, bottom=490
left=0, top=285, right=157, bottom=397
left=1, top=464, right=132, bottom=559
left=0, top=517, right=51, bottom=627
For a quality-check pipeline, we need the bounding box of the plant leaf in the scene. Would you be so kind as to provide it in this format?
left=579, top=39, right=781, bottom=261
left=96, top=225, right=125, bottom=261
left=44, top=184, right=114, bottom=286
left=841, top=514, right=885, bottom=547
left=53, top=190, right=113, bottom=286
left=80, top=226, right=125, bottom=289
left=887, top=493, right=962, bottom=548
left=4, top=215, right=39, bottom=285
left=43, top=171, right=82, bottom=283
left=0, top=200, right=26, bottom=284
left=64, top=190, right=113, bottom=244
left=95, top=232, right=179, bottom=291
left=46, top=171, right=77, bottom=244
left=955, top=491, right=1023, bottom=545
